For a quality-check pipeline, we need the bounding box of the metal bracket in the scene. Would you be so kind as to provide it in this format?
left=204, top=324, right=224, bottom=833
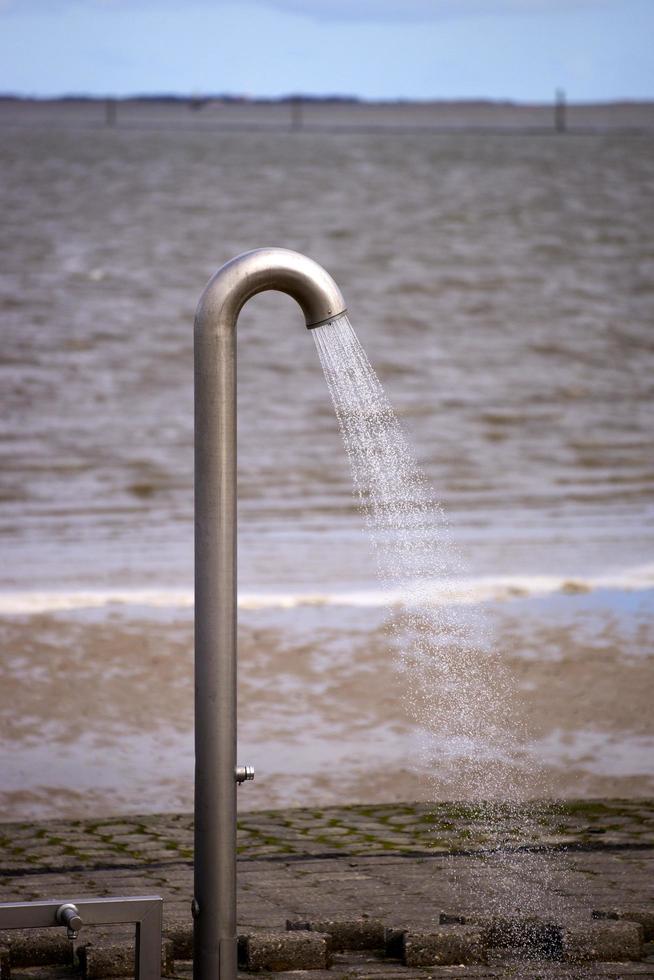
left=0, top=895, right=163, bottom=980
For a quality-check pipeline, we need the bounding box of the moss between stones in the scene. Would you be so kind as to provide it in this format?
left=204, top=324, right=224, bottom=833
left=1, top=799, right=652, bottom=870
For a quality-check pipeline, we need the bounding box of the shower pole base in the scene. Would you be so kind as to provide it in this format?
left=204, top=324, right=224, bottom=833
left=220, top=939, right=238, bottom=976
left=193, top=932, right=237, bottom=980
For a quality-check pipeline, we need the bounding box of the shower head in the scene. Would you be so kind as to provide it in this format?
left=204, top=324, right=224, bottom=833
left=195, top=246, right=347, bottom=333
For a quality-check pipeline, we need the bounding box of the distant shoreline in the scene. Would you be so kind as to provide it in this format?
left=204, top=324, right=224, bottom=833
left=2, top=95, right=653, bottom=134
left=2, top=92, right=654, bottom=109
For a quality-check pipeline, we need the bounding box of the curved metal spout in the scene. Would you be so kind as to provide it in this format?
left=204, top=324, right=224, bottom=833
left=196, top=246, right=347, bottom=331
left=193, top=248, right=347, bottom=980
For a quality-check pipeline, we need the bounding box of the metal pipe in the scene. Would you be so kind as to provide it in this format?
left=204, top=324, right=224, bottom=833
left=0, top=896, right=163, bottom=980
left=193, top=247, right=346, bottom=980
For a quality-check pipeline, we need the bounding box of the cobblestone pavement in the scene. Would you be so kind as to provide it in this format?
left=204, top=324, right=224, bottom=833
left=1, top=801, right=653, bottom=978
left=1, top=800, right=652, bottom=873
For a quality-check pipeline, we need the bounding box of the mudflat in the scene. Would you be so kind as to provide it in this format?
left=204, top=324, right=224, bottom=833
left=1, top=100, right=652, bottom=818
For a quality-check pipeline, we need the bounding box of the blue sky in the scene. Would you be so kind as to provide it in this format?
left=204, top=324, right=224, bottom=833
left=0, top=0, right=652, bottom=102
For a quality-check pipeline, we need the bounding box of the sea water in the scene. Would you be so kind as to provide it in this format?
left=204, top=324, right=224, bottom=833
left=1, top=107, right=652, bottom=821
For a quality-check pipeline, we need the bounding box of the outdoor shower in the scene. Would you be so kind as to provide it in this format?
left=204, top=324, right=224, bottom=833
left=193, top=248, right=347, bottom=980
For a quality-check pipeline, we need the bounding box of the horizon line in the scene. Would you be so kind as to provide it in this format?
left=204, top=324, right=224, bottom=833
left=2, top=92, right=654, bottom=108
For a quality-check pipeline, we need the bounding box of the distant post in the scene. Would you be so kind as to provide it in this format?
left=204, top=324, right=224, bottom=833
left=555, top=88, right=566, bottom=133
left=290, top=96, right=303, bottom=132
left=105, top=98, right=117, bottom=127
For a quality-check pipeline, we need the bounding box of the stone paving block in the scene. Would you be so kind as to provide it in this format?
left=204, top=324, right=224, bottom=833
left=402, top=927, right=487, bottom=967
left=593, top=906, right=654, bottom=940
left=92, top=824, right=139, bottom=837
left=383, top=927, right=405, bottom=959
left=239, top=931, right=331, bottom=972
left=441, top=912, right=562, bottom=959
left=0, top=945, right=9, bottom=980
left=163, top=921, right=193, bottom=959
left=6, top=933, right=72, bottom=968
left=79, top=942, right=133, bottom=979
left=79, top=938, right=174, bottom=978
left=286, top=918, right=385, bottom=951
left=561, top=921, right=643, bottom=963
left=160, top=938, right=175, bottom=977
left=484, top=915, right=561, bottom=959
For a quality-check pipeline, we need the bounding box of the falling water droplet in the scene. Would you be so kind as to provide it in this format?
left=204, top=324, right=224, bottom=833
left=313, top=314, right=569, bottom=934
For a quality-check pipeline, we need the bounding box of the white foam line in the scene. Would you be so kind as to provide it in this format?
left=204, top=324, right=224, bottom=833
left=0, top=565, right=653, bottom=615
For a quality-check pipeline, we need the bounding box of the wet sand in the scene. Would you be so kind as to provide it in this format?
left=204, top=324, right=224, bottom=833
left=1, top=587, right=651, bottom=820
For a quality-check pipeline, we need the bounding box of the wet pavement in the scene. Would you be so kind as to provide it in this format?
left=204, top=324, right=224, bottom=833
left=1, top=800, right=653, bottom=978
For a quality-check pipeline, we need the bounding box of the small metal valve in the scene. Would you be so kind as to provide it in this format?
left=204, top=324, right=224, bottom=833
left=235, top=765, right=255, bottom=784
left=56, top=903, right=83, bottom=940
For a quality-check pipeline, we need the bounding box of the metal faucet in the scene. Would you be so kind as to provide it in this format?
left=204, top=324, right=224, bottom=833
left=56, top=902, right=83, bottom=940
left=193, top=248, right=347, bottom=980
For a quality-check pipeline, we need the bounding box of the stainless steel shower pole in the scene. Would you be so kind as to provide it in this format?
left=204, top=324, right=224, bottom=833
left=193, top=248, right=346, bottom=980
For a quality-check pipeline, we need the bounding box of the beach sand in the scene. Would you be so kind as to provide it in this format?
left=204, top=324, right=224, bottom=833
left=1, top=587, right=651, bottom=819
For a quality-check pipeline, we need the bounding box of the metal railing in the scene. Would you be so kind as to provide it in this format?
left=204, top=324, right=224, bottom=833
left=0, top=895, right=163, bottom=980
